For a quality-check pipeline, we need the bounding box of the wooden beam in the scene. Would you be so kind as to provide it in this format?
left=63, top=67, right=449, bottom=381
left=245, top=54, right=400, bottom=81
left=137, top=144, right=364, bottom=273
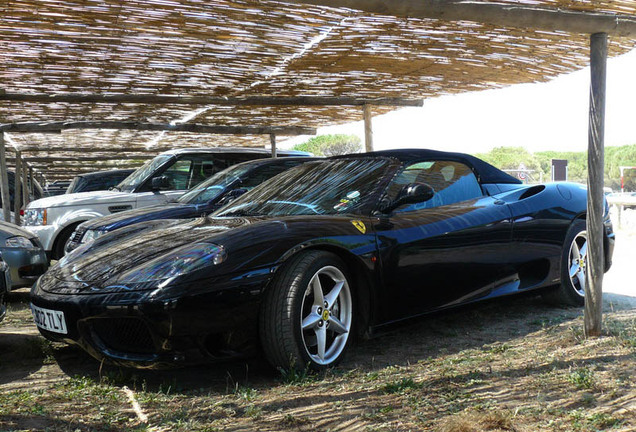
left=0, top=121, right=316, bottom=136
left=15, top=156, right=152, bottom=163
left=584, top=33, right=608, bottom=338
left=0, top=92, right=423, bottom=108
left=14, top=153, right=21, bottom=225
left=0, top=133, right=11, bottom=222
left=363, top=104, right=373, bottom=152
left=16, top=146, right=173, bottom=154
left=285, top=0, right=636, bottom=36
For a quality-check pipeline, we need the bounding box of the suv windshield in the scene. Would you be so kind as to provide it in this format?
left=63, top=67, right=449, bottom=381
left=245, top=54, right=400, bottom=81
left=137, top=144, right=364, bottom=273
left=178, top=163, right=252, bottom=205
left=116, top=154, right=173, bottom=193
left=216, top=158, right=391, bottom=217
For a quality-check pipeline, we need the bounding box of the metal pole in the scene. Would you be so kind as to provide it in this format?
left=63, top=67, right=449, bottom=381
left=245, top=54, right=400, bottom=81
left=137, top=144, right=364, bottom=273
left=363, top=104, right=373, bottom=152
left=270, top=134, right=277, bottom=158
left=0, top=133, right=11, bottom=222
left=584, top=32, right=607, bottom=338
left=14, top=151, right=21, bottom=225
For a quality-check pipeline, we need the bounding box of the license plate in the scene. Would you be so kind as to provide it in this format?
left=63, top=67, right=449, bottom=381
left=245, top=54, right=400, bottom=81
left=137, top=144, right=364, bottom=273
left=31, top=304, right=68, bottom=334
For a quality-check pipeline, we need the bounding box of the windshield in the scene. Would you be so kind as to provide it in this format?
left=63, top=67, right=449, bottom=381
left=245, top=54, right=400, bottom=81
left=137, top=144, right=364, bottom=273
left=177, top=163, right=253, bottom=205
left=116, top=154, right=173, bottom=193
left=216, top=158, right=392, bottom=217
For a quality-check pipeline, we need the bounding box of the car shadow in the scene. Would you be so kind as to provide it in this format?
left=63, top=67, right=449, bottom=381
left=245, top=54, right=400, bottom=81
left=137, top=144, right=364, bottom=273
left=8, top=292, right=634, bottom=395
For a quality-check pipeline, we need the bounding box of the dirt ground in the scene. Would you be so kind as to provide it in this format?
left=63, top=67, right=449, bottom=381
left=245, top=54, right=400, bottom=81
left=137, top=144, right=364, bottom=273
left=1, top=214, right=634, bottom=431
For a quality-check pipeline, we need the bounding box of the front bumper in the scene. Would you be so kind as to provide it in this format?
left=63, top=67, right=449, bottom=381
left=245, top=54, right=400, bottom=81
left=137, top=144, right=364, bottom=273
left=23, top=225, right=57, bottom=253
left=1, top=246, right=48, bottom=290
left=30, top=273, right=271, bottom=368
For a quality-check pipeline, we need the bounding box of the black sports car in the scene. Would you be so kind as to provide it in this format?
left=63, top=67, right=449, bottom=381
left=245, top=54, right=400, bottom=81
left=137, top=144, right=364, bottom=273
left=30, top=149, right=615, bottom=370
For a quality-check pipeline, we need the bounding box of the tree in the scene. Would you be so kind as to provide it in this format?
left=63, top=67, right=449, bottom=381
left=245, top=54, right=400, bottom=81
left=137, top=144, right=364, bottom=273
left=293, top=134, right=362, bottom=157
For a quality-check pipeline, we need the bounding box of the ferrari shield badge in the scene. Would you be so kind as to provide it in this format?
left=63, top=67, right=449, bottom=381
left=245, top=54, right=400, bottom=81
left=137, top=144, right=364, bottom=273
left=351, top=220, right=366, bottom=234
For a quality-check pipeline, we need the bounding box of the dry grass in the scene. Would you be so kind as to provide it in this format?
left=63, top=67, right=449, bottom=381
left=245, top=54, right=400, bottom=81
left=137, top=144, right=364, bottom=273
left=1, top=288, right=635, bottom=432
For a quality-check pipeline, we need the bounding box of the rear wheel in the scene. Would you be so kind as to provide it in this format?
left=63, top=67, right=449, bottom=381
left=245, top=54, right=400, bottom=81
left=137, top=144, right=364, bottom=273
left=260, top=251, right=353, bottom=371
left=542, top=219, right=587, bottom=306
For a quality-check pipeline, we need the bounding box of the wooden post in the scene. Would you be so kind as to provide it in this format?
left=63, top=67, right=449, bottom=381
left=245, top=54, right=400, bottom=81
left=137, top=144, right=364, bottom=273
left=29, top=165, right=34, bottom=195
left=22, top=159, right=29, bottom=207
left=585, top=32, right=607, bottom=338
left=14, top=151, right=21, bottom=225
left=0, top=133, right=10, bottom=222
left=270, top=134, right=277, bottom=158
left=363, top=104, right=373, bottom=152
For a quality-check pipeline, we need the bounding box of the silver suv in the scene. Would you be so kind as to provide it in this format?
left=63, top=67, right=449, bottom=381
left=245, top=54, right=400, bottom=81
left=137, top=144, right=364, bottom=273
left=23, top=148, right=309, bottom=259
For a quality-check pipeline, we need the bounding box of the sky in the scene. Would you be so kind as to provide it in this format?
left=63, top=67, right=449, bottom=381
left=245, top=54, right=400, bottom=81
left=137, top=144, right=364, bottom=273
left=283, top=48, right=636, bottom=155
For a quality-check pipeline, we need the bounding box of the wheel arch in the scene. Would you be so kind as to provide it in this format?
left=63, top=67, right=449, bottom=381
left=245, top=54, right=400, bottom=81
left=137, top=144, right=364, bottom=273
left=270, top=243, right=377, bottom=340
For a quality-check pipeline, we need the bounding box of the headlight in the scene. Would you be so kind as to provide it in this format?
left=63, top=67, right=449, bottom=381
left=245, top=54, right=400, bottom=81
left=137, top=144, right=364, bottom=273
left=24, top=209, right=47, bottom=226
left=117, top=242, right=227, bottom=284
left=81, top=229, right=106, bottom=244
left=5, top=236, right=34, bottom=248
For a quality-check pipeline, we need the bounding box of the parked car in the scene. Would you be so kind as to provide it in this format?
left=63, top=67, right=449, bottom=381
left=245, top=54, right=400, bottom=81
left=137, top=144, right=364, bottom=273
left=66, top=169, right=136, bottom=195
left=43, top=180, right=72, bottom=197
left=66, top=157, right=317, bottom=253
left=0, top=221, right=48, bottom=291
left=23, top=148, right=310, bottom=259
left=606, top=191, right=636, bottom=208
left=30, top=149, right=614, bottom=370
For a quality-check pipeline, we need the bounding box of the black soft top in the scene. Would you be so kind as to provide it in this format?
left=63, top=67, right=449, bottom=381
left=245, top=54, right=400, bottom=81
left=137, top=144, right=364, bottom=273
left=332, top=149, right=521, bottom=185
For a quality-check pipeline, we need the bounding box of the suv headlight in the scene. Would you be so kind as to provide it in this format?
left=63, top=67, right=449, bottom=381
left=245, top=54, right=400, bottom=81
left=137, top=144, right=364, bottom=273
left=24, top=209, right=47, bottom=226
left=82, top=229, right=106, bottom=244
left=5, top=236, right=33, bottom=248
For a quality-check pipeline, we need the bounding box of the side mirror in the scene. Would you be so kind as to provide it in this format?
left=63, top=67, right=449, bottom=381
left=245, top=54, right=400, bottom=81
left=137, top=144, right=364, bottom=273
left=151, top=175, right=170, bottom=191
left=383, top=182, right=435, bottom=213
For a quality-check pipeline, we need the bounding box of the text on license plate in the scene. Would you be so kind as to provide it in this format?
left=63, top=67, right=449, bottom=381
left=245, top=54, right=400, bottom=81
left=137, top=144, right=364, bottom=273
left=31, top=304, right=68, bottom=334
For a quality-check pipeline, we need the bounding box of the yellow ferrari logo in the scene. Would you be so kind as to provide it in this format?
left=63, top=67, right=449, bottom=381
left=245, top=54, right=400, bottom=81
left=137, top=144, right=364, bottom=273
left=351, top=220, right=366, bottom=234
left=322, top=310, right=330, bottom=321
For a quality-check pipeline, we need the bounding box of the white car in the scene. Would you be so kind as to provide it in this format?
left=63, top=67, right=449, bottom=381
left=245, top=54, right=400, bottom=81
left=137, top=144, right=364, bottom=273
left=23, top=148, right=308, bottom=259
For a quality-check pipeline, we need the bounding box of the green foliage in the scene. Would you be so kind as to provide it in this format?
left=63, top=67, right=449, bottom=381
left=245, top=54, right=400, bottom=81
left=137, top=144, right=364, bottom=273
left=292, top=134, right=362, bottom=156
left=475, top=144, right=636, bottom=190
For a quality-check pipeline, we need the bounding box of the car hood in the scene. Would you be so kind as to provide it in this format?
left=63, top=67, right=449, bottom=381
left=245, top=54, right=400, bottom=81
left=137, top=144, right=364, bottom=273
left=27, top=190, right=135, bottom=209
left=0, top=220, right=38, bottom=239
left=39, top=213, right=371, bottom=294
left=42, top=216, right=252, bottom=290
left=81, top=203, right=198, bottom=231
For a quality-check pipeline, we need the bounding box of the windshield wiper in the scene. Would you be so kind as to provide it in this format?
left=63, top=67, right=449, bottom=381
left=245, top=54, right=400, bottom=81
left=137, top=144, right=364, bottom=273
left=109, top=186, right=121, bottom=192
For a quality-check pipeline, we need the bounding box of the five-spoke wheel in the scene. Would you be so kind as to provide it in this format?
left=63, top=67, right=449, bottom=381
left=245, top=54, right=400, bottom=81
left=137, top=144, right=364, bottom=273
left=542, top=219, right=587, bottom=306
left=260, top=251, right=354, bottom=370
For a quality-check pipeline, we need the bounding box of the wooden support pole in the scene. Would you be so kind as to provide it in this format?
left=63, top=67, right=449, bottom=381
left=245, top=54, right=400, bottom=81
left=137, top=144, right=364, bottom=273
left=0, top=133, right=11, bottom=222
left=363, top=104, right=374, bottom=152
left=22, top=159, right=29, bottom=207
left=28, top=166, right=34, bottom=195
left=14, top=152, right=21, bottom=225
left=584, top=32, right=607, bottom=338
left=270, top=134, right=277, bottom=158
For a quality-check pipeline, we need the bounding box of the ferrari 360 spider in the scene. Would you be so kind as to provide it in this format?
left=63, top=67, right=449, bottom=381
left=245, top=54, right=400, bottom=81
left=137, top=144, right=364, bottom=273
left=30, top=149, right=614, bottom=370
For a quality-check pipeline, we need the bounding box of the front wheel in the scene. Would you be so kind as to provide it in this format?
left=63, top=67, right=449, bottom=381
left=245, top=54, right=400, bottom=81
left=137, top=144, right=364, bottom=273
left=260, top=251, right=353, bottom=371
left=543, top=219, right=587, bottom=306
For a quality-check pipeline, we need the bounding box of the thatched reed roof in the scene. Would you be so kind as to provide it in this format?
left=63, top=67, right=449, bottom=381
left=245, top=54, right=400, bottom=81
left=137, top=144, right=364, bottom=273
left=1, top=0, right=636, bottom=180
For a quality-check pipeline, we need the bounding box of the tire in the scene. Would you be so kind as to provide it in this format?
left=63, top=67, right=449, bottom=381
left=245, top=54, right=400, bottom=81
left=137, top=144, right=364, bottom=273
left=52, top=223, right=81, bottom=260
left=542, top=219, right=587, bottom=306
left=260, top=250, right=354, bottom=371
